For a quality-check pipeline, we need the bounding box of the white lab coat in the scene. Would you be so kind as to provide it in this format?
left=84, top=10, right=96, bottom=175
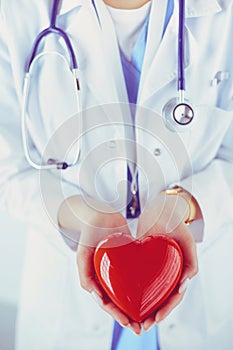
left=0, top=0, right=233, bottom=349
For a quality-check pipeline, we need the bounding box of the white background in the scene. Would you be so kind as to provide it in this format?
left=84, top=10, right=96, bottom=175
left=0, top=210, right=27, bottom=350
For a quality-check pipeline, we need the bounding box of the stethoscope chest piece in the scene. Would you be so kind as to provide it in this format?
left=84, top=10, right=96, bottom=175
left=162, top=97, right=194, bottom=132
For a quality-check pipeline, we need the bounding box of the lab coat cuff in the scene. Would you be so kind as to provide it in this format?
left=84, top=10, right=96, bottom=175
left=178, top=160, right=233, bottom=244
left=0, top=168, right=83, bottom=251
left=58, top=226, right=80, bottom=251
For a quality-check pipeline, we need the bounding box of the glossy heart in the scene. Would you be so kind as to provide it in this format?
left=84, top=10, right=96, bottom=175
left=94, top=233, right=183, bottom=322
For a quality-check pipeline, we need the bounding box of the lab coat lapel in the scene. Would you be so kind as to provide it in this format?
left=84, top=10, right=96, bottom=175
left=90, top=0, right=129, bottom=105
left=58, top=1, right=129, bottom=121
left=57, top=0, right=223, bottom=113
left=92, top=1, right=137, bottom=169
left=57, top=1, right=130, bottom=195
left=59, top=0, right=85, bottom=15
left=138, top=0, right=170, bottom=103
left=139, top=1, right=192, bottom=104
left=185, top=0, right=222, bottom=17
left=138, top=0, right=222, bottom=105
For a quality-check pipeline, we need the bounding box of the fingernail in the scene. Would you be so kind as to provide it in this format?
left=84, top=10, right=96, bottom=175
left=179, top=278, right=190, bottom=294
left=135, top=330, right=142, bottom=336
left=144, top=324, right=154, bottom=332
left=130, top=324, right=142, bottom=335
left=120, top=323, right=131, bottom=328
left=135, top=328, right=142, bottom=336
left=91, top=290, right=103, bottom=306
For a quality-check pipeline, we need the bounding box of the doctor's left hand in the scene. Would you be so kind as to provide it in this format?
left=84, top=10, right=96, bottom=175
left=136, top=192, right=199, bottom=331
left=58, top=195, right=142, bottom=335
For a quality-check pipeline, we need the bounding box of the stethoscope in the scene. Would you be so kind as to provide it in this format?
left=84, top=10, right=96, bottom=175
left=22, top=0, right=194, bottom=172
left=22, top=0, right=81, bottom=170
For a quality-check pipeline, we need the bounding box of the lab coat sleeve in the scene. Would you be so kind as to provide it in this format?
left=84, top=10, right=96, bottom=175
left=179, top=119, right=233, bottom=243
left=0, top=14, right=81, bottom=251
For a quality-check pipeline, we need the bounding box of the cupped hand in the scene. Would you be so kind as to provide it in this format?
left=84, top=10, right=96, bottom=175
left=75, top=197, right=142, bottom=335
left=136, top=193, right=198, bottom=331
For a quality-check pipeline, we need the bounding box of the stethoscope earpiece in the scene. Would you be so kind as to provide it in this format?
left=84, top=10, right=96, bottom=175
left=162, top=98, right=194, bottom=132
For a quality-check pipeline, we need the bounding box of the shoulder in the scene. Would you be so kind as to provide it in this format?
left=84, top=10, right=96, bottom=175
left=186, top=0, right=233, bottom=17
left=0, top=0, right=50, bottom=54
left=219, top=0, right=233, bottom=10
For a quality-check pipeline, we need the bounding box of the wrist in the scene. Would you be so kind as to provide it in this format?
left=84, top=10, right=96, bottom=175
left=158, top=191, right=189, bottom=226
left=58, top=195, right=85, bottom=231
left=58, top=195, right=117, bottom=231
left=160, top=186, right=201, bottom=225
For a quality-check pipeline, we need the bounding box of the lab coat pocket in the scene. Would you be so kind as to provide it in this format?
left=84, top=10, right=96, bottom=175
left=199, top=223, right=233, bottom=334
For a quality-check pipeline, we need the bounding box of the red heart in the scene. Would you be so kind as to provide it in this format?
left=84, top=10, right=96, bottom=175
left=94, top=233, right=183, bottom=322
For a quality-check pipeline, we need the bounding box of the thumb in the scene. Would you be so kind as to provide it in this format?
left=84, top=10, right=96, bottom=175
left=171, top=225, right=198, bottom=282
left=76, top=245, right=103, bottom=304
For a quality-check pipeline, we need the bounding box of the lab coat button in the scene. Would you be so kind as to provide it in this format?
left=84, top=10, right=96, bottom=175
left=108, top=140, right=116, bottom=148
left=188, top=9, right=195, bottom=16
left=154, top=148, right=161, bottom=156
left=92, top=324, right=101, bottom=332
left=169, top=323, right=175, bottom=330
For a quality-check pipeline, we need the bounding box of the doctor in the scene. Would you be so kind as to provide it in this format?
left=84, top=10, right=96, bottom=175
left=0, top=0, right=233, bottom=350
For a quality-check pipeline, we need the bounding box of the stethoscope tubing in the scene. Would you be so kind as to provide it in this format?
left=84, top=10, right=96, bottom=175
left=22, top=51, right=82, bottom=170
left=22, top=0, right=189, bottom=172
left=22, top=0, right=82, bottom=170
left=25, top=0, right=78, bottom=73
left=178, top=0, right=185, bottom=93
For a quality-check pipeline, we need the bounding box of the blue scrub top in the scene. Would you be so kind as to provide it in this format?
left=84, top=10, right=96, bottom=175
left=111, top=1, right=174, bottom=349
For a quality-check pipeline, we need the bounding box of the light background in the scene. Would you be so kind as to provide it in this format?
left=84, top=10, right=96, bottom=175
left=0, top=0, right=23, bottom=346
left=0, top=210, right=27, bottom=350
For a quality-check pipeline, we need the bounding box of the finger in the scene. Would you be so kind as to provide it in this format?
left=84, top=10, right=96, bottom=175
left=144, top=277, right=190, bottom=327
left=143, top=315, right=156, bottom=332
left=77, top=245, right=142, bottom=334
left=76, top=245, right=103, bottom=295
left=136, top=221, right=163, bottom=240
left=178, top=278, right=190, bottom=294
left=101, top=300, right=131, bottom=328
left=136, top=211, right=156, bottom=239
left=155, top=291, right=185, bottom=323
left=115, top=218, right=132, bottom=236
left=181, top=253, right=198, bottom=284
left=136, top=206, right=170, bottom=239
left=129, top=321, right=142, bottom=335
left=101, top=300, right=142, bottom=335
left=171, top=226, right=198, bottom=282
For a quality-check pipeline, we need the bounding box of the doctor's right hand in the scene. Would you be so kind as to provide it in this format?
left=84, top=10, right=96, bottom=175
left=58, top=195, right=142, bottom=335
